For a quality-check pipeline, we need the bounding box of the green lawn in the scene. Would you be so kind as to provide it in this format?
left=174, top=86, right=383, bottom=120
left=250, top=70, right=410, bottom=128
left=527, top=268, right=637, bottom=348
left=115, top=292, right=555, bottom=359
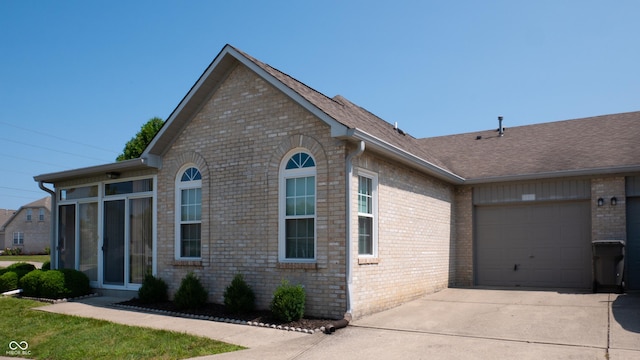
left=0, top=297, right=244, bottom=359
left=0, top=254, right=50, bottom=263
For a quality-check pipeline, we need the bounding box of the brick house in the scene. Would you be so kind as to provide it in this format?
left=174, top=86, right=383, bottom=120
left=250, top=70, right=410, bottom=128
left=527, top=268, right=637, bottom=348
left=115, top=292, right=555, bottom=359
left=34, top=45, right=640, bottom=319
left=0, top=197, right=51, bottom=254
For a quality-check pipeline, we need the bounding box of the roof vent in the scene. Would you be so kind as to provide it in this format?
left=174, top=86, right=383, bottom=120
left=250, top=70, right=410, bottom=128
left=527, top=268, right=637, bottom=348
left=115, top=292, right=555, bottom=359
left=498, top=116, right=504, bottom=137
left=393, top=122, right=407, bottom=136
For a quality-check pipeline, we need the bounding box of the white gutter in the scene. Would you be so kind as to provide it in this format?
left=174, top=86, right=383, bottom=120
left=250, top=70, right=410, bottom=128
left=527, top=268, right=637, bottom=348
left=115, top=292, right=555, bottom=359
left=464, top=164, right=640, bottom=185
left=346, top=129, right=464, bottom=184
left=38, top=181, right=56, bottom=269
left=345, top=140, right=365, bottom=316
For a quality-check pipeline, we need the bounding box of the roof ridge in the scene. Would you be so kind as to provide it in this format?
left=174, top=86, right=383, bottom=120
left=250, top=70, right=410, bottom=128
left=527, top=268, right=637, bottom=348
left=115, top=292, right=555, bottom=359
left=230, top=46, right=344, bottom=108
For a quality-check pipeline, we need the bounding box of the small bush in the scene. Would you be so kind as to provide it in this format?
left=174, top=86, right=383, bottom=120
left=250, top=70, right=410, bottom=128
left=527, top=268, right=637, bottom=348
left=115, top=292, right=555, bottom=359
left=0, top=271, right=19, bottom=292
left=174, top=272, right=208, bottom=310
left=6, top=262, right=36, bottom=280
left=6, top=262, right=35, bottom=271
left=270, top=280, right=306, bottom=322
left=41, top=260, right=51, bottom=271
left=138, top=274, right=168, bottom=304
left=20, top=270, right=44, bottom=297
left=40, top=270, right=67, bottom=299
left=223, top=274, right=255, bottom=313
left=59, top=269, right=91, bottom=298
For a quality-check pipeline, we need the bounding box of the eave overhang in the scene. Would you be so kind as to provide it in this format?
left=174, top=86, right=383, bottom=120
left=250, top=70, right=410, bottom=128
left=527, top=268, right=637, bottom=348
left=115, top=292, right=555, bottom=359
left=33, top=156, right=161, bottom=184
left=343, top=128, right=465, bottom=184
left=463, top=164, right=640, bottom=185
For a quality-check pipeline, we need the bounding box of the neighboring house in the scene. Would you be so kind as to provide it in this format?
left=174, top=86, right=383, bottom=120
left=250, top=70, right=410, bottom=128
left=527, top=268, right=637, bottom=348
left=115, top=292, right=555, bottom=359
left=0, top=197, right=51, bottom=254
left=34, top=45, right=640, bottom=319
left=0, top=208, right=17, bottom=250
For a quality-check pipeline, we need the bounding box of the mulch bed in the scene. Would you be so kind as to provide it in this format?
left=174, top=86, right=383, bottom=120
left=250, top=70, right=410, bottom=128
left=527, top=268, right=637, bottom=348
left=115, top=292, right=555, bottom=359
left=117, top=298, right=338, bottom=332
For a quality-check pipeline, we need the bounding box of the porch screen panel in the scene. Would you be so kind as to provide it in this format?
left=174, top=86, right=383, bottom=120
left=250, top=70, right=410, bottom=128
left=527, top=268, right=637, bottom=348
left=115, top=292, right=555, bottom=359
left=79, top=202, right=98, bottom=281
left=129, top=197, right=152, bottom=284
left=103, top=200, right=125, bottom=285
left=58, top=204, right=76, bottom=269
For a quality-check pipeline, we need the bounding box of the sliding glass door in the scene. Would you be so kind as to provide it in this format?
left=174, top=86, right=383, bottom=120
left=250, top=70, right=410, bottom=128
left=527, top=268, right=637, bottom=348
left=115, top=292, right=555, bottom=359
left=103, top=200, right=125, bottom=285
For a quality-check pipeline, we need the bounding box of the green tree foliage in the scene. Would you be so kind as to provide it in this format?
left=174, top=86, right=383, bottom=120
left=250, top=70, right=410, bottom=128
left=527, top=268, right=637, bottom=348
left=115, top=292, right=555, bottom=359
left=116, top=117, right=164, bottom=161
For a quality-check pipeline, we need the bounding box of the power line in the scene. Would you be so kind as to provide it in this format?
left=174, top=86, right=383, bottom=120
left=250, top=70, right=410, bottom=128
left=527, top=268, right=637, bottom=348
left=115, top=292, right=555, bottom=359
left=0, top=152, right=69, bottom=169
left=0, top=136, right=112, bottom=163
left=0, top=186, right=42, bottom=194
left=0, top=120, right=120, bottom=154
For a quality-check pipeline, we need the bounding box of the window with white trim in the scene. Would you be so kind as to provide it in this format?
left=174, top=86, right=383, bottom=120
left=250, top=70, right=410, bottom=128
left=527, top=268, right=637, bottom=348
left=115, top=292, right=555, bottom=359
left=280, top=151, right=316, bottom=261
left=39, top=208, right=45, bottom=221
left=358, top=171, right=377, bottom=256
left=26, top=209, right=32, bottom=221
left=13, top=232, right=24, bottom=245
left=176, top=166, right=202, bottom=259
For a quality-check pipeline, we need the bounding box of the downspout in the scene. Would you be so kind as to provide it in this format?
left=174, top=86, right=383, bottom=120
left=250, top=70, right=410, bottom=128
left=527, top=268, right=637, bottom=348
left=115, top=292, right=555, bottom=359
left=38, top=181, right=56, bottom=269
left=343, top=140, right=365, bottom=320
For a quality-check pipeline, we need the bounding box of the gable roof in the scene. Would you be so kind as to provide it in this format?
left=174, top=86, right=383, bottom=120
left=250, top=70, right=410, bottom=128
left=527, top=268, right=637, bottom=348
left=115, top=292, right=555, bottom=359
left=143, top=45, right=462, bottom=183
left=34, top=44, right=640, bottom=187
left=418, top=111, right=640, bottom=182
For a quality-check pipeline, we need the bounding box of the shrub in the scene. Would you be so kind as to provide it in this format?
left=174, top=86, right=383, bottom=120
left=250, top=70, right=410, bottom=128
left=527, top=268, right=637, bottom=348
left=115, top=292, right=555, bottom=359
left=0, top=271, right=19, bottom=292
left=223, top=274, right=255, bottom=313
left=138, top=274, right=168, bottom=304
left=40, top=270, right=67, bottom=299
left=41, top=260, right=51, bottom=271
left=270, top=280, right=305, bottom=322
left=6, top=262, right=36, bottom=281
left=174, top=272, right=208, bottom=310
left=20, top=270, right=44, bottom=297
left=59, top=269, right=91, bottom=298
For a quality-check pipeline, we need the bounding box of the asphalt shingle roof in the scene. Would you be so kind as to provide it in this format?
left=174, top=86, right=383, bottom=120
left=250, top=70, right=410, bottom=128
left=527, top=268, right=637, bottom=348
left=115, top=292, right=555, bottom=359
left=418, top=111, right=640, bottom=180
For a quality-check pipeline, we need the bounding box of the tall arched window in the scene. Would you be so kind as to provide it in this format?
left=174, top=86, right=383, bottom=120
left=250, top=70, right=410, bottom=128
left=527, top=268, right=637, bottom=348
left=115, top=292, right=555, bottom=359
left=176, top=166, right=202, bottom=259
left=279, top=151, right=316, bottom=261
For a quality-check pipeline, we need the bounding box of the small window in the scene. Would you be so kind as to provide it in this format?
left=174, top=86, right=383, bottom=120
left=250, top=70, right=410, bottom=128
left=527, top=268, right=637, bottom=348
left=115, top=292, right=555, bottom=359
left=39, top=208, right=45, bottom=221
left=13, top=232, right=24, bottom=245
left=280, top=151, right=316, bottom=261
left=26, top=209, right=32, bottom=221
left=176, top=166, right=202, bottom=259
left=358, top=172, right=377, bottom=256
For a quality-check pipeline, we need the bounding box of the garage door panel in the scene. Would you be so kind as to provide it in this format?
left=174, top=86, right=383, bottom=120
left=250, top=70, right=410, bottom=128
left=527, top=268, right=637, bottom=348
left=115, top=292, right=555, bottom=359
left=476, top=201, right=591, bottom=289
left=626, top=197, right=640, bottom=290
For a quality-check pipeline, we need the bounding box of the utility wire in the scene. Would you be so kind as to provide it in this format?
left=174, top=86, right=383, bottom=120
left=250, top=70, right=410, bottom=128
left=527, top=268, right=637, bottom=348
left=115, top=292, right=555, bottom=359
left=0, top=136, right=112, bottom=163
left=0, top=152, right=69, bottom=169
left=0, top=120, right=120, bottom=155
left=0, top=186, right=42, bottom=194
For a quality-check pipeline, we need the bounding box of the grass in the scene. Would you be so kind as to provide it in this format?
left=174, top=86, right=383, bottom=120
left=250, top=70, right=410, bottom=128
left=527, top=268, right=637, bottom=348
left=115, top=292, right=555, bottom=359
left=0, top=297, right=244, bottom=359
left=0, top=254, right=50, bottom=263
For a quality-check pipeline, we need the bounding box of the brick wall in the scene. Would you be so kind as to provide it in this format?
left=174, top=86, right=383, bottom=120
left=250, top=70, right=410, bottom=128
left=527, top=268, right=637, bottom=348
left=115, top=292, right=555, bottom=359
left=453, top=186, right=473, bottom=286
left=156, top=64, right=348, bottom=318
left=350, top=152, right=455, bottom=318
left=592, top=176, right=626, bottom=241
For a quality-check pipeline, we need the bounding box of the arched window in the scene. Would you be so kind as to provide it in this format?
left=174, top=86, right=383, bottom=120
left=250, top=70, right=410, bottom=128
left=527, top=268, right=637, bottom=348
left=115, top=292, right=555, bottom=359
left=176, top=166, right=202, bottom=259
left=280, top=150, right=316, bottom=261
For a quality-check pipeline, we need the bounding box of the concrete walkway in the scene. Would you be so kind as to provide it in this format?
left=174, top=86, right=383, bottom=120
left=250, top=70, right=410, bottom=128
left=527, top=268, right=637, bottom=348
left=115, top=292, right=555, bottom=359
left=6, top=288, right=640, bottom=359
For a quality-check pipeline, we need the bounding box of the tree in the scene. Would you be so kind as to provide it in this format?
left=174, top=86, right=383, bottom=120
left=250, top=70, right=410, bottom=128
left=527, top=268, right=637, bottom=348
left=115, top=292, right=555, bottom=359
left=116, top=117, right=164, bottom=161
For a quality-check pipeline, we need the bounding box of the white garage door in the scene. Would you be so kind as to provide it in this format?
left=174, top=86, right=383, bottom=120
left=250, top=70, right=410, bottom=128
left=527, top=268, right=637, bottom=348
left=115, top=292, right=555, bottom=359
left=476, top=201, right=591, bottom=289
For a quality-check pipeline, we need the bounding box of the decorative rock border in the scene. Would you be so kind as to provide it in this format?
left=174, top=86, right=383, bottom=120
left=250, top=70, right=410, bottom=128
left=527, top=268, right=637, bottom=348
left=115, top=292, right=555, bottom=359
left=17, top=292, right=100, bottom=304
left=114, top=302, right=324, bottom=334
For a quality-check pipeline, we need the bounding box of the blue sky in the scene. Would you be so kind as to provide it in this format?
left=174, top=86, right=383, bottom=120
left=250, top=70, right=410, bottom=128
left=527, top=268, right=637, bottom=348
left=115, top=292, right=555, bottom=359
left=1, top=1, right=639, bottom=209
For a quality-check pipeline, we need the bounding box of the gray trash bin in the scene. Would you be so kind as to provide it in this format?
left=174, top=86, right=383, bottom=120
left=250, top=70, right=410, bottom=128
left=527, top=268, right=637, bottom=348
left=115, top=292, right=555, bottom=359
left=592, top=240, right=625, bottom=293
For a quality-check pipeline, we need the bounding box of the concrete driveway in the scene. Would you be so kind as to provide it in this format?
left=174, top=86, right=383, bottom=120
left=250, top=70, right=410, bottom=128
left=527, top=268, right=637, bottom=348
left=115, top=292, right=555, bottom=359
left=15, top=287, right=640, bottom=360
left=213, top=288, right=640, bottom=360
